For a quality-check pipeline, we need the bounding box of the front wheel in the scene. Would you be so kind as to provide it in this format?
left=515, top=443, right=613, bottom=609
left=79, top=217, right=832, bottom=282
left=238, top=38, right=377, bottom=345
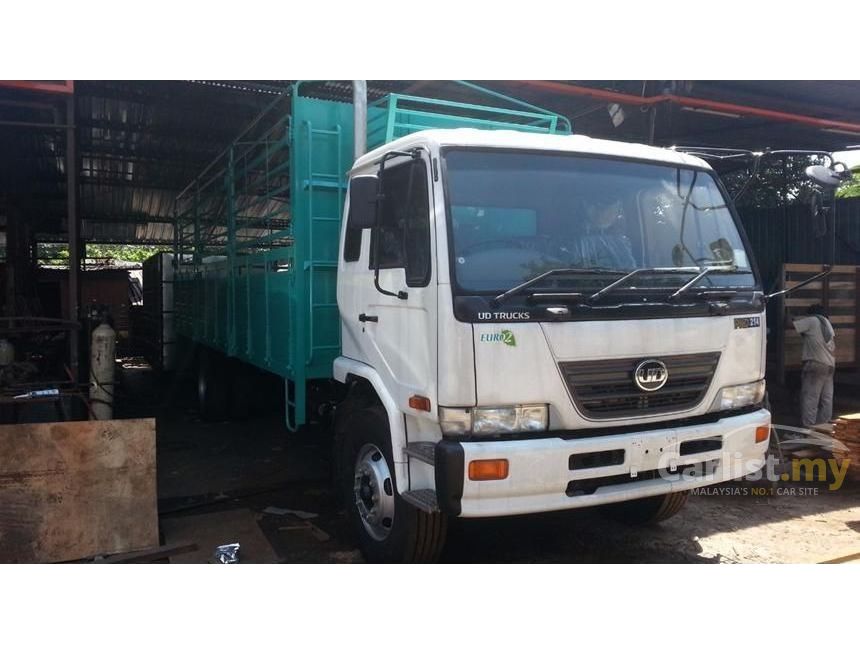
left=599, top=491, right=689, bottom=525
left=340, top=405, right=447, bottom=563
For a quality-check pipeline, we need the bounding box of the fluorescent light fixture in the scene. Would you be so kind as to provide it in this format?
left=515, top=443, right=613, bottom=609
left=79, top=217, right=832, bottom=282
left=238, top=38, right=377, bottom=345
left=681, top=106, right=741, bottom=119
left=822, top=128, right=860, bottom=137
left=607, top=103, right=625, bottom=128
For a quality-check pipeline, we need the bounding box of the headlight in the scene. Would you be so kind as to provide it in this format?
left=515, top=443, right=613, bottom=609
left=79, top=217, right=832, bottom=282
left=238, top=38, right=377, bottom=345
left=710, top=380, right=766, bottom=412
left=439, top=405, right=548, bottom=436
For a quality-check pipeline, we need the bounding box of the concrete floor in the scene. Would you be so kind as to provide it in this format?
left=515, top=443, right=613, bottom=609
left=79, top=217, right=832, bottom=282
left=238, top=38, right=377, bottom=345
left=117, top=359, right=860, bottom=564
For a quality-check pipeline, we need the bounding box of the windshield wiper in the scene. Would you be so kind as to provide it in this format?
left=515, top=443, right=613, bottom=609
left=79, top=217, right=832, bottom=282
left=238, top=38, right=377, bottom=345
left=668, top=267, right=754, bottom=301
left=667, top=266, right=716, bottom=301
left=587, top=267, right=703, bottom=303
left=493, top=267, right=625, bottom=305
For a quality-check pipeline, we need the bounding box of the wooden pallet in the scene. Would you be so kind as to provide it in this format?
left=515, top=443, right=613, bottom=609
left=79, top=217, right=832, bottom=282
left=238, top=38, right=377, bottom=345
left=778, top=264, right=859, bottom=372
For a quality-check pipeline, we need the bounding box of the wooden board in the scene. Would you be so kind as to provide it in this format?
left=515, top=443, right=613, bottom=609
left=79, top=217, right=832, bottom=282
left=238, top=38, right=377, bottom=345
left=0, top=418, right=158, bottom=563
left=784, top=263, right=857, bottom=274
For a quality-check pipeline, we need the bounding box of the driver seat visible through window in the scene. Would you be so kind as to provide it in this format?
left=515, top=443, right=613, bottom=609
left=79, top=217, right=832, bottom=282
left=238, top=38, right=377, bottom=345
left=576, top=234, right=637, bottom=269
left=575, top=199, right=637, bottom=269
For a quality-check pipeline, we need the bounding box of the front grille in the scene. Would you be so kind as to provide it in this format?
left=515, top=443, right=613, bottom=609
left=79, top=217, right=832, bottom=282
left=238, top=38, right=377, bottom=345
left=560, top=352, right=720, bottom=419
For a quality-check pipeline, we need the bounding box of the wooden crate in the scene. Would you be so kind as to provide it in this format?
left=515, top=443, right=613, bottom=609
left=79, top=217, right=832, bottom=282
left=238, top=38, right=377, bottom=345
left=779, top=264, right=858, bottom=370
left=0, top=418, right=157, bottom=563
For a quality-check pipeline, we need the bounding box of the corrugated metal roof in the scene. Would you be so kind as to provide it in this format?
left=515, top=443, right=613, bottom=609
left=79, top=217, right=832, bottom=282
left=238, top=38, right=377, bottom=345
left=2, top=80, right=859, bottom=246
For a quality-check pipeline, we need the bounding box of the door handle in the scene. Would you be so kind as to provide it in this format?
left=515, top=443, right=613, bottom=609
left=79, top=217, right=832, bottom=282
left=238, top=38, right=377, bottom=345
left=358, top=313, right=378, bottom=323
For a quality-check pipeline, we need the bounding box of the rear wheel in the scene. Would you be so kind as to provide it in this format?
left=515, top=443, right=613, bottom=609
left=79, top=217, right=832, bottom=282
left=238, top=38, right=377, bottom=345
left=340, top=404, right=447, bottom=563
left=599, top=491, right=689, bottom=525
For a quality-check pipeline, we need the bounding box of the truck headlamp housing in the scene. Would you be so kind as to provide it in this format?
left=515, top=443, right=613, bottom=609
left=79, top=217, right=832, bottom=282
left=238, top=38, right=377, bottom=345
left=439, top=405, right=548, bottom=436
left=710, top=379, right=766, bottom=412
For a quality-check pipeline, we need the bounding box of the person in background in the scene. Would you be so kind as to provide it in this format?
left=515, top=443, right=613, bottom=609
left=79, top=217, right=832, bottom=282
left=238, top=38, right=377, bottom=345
left=793, top=304, right=836, bottom=427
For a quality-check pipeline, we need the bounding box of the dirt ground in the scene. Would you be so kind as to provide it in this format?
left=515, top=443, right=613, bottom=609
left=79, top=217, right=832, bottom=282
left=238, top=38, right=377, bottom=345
left=158, top=481, right=860, bottom=564
left=124, top=361, right=860, bottom=564
left=159, top=459, right=860, bottom=564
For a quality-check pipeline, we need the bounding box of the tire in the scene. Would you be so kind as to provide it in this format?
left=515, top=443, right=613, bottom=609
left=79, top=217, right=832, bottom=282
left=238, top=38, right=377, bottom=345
left=339, top=404, right=447, bottom=563
left=197, top=347, right=229, bottom=422
left=599, top=491, right=689, bottom=525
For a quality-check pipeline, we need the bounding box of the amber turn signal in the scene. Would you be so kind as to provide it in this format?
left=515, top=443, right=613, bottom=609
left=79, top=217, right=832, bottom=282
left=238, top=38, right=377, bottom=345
left=408, top=395, right=431, bottom=412
left=755, top=425, right=770, bottom=443
left=468, top=459, right=509, bottom=481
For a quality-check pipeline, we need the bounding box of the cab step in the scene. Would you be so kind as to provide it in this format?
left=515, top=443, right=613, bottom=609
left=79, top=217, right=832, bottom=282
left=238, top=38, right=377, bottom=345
left=401, top=489, right=439, bottom=513
left=405, top=441, right=436, bottom=465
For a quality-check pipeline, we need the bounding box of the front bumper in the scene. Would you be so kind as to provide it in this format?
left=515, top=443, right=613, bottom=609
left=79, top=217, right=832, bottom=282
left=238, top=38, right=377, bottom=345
left=435, top=408, right=770, bottom=518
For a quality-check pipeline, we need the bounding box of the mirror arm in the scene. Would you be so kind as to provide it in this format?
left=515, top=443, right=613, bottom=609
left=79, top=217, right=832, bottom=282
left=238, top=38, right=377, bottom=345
left=371, top=150, right=417, bottom=301
left=765, top=267, right=832, bottom=302
left=731, top=154, right=763, bottom=202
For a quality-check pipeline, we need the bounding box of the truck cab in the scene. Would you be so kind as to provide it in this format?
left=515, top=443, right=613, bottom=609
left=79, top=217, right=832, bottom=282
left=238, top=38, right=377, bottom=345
left=334, top=128, right=771, bottom=562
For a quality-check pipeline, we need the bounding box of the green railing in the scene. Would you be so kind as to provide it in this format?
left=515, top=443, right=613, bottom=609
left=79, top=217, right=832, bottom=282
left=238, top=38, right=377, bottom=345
left=173, top=89, right=351, bottom=430
left=367, top=92, right=571, bottom=149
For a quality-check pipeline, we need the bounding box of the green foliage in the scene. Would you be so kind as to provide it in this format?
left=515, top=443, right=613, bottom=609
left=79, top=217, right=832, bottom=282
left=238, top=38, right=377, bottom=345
left=37, top=243, right=169, bottom=266
left=836, top=167, right=860, bottom=199
left=720, top=155, right=820, bottom=210
left=38, top=243, right=70, bottom=266
left=86, top=244, right=169, bottom=263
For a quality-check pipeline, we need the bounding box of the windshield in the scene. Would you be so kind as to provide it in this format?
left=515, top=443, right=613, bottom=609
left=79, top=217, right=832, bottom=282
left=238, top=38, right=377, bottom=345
left=444, top=150, right=756, bottom=295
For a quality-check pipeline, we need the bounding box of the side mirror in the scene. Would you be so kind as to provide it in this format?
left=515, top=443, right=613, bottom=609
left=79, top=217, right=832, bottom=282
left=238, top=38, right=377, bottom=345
left=805, top=163, right=851, bottom=189
left=347, top=175, right=379, bottom=229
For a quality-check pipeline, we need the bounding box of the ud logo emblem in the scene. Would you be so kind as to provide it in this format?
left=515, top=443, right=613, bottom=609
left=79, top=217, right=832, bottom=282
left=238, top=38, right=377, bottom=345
left=634, top=359, right=668, bottom=392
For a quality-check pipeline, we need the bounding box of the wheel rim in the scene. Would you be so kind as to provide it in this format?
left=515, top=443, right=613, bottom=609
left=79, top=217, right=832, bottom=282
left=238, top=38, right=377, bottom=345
left=353, top=443, right=395, bottom=541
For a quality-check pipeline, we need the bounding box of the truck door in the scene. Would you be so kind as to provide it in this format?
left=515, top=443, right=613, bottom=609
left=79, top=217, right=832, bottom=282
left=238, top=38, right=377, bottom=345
left=342, top=152, right=438, bottom=415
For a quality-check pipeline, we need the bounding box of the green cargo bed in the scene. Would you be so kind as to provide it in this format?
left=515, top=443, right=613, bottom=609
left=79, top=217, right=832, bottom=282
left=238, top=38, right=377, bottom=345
left=173, top=82, right=569, bottom=428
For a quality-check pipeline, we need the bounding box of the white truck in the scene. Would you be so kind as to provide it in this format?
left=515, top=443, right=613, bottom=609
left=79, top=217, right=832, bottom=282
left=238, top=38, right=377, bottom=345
left=176, top=85, right=848, bottom=563
left=333, top=128, right=772, bottom=562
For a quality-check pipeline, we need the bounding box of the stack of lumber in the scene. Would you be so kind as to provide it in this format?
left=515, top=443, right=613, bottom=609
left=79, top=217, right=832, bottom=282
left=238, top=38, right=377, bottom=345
left=832, top=413, right=860, bottom=482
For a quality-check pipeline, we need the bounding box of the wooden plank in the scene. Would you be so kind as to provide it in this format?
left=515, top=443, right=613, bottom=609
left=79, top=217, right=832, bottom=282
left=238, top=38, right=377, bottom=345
left=0, top=418, right=158, bottom=563
left=784, top=263, right=857, bottom=274
left=784, top=329, right=856, bottom=340
left=784, top=332, right=855, bottom=364
left=786, top=281, right=856, bottom=290
left=785, top=339, right=852, bottom=358
left=96, top=542, right=198, bottom=564
left=785, top=298, right=855, bottom=307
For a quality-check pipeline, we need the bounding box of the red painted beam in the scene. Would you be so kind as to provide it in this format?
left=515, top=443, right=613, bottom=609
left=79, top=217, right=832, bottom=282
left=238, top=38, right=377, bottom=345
left=509, top=80, right=860, bottom=134
left=0, top=80, right=74, bottom=95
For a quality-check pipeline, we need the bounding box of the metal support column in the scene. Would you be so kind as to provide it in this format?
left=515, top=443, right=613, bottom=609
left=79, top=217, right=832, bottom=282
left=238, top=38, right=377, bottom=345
left=226, top=146, right=236, bottom=354
left=647, top=105, right=658, bottom=145
left=65, top=94, right=80, bottom=381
